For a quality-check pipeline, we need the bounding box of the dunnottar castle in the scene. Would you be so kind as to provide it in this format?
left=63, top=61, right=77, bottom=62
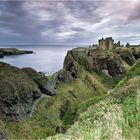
left=90, top=37, right=136, bottom=50
left=99, top=37, right=114, bottom=50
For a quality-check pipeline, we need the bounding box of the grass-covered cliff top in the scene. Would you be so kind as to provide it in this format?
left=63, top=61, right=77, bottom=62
left=47, top=59, right=140, bottom=140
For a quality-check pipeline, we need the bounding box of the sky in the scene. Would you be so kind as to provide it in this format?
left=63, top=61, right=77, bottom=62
left=0, top=0, right=140, bottom=45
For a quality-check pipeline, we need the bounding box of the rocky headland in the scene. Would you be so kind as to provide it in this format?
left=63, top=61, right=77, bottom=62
left=0, top=48, right=33, bottom=58
left=0, top=44, right=140, bottom=139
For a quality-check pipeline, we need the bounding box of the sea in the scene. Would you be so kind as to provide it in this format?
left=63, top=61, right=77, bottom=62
left=0, top=45, right=84, bottom=75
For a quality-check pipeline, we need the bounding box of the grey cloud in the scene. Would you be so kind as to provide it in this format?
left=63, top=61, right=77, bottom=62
left=0, top=0, right=140, bottom=45
left=127, top=2, right=140, bottom=22
left=63, top=1, right=103, bottom=23
left=0, top=1, right=43, bottom=37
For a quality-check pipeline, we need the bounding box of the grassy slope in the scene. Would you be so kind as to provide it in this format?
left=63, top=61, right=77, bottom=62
left=5, top=47, right=136, bottom=139
left=6, top=67, right=106, bottom=139
left=47, top=60, right=140, bottom=140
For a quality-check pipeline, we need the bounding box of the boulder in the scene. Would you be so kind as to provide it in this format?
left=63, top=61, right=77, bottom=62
left=0, top=62, right=41, bottom=121
left=22, top=68, right=56, bottom=96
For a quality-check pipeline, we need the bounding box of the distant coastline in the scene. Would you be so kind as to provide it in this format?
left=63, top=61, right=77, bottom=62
left=0, top=46, right=71, bottom=74
left=0, top=48, right=33, bottom=58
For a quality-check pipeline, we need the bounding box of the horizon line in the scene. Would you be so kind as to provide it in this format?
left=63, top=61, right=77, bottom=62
left=0, top=44, right=89, bottom=46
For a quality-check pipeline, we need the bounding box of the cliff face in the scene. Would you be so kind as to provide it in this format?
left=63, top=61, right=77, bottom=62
left=60, top=47, right=140, bottom=80
left=0, top=63, right=57, bottom=122
left=0, top=62, right=58, bottom=139
left=0, top=62, right=41, bottom=121
left=57, top=51, right=80, bottom=82
left=22, top=68, right=56, bottom=96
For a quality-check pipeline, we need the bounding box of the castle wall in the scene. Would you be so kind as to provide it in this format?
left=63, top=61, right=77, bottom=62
left=108, top=39, right=114, bottom=49
left=99, top=37, right=114, bottom=50
left=99, top=40, right=106, bottom=50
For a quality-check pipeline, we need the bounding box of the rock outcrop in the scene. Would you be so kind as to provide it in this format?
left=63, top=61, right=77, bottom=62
left=0, top=62, right=41, bottom=121
left=59, top=48, right=127, bottom=79
left=57, top=51, right=80, bottom=82
left=115, top=48, right=136, bottom=66
left=60, top=47, right=140, bottom=79
left=22, top=68, right=56, bottom=96
left=79, top=53, right=126, bottom=78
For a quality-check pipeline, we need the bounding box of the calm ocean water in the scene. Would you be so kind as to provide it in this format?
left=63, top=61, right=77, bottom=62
left=0, top=45, right=81, bottom=74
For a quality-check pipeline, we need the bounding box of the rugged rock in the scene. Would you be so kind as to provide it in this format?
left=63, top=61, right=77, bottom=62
left=62, top=48, right=127, bottom=79
left=22, top=67, right=56, bottom=96
left=57, top=69, right=73, bottom=82
left=57, top=51, right=80, bottom=82
left=86, top=55, right=125, bottom=78
left=115, top=48, right=136, bottom=66
left=57, top=47, right=140, bottom=81
left=56, top=47, right=140, bottom=82
left=64, top=51, right=80, bottom=78
left=0, top=62, right=41, bottom=121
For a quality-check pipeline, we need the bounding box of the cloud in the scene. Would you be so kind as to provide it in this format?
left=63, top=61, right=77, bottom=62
left=0, top=0, right=140, bottom=45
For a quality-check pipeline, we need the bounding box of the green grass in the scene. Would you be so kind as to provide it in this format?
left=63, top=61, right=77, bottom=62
left=5, top=49, right=140, bottom=139
left=47, top=60, right=140, bottom=140
left=6, top=67, right=106, bottom=139
left=78, top=94, right=109, bottom=113
left=127, top=60, right=140, bottom=79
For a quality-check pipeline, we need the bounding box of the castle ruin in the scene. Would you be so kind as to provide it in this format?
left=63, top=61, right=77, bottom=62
left=99, top=37, right=114, bottom=50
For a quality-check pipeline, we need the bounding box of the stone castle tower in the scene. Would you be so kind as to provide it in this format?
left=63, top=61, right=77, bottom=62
left=99, top=37, right=114, bottom=50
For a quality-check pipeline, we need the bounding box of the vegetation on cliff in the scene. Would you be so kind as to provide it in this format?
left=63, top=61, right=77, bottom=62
left=0, top=62, right=41, bottom=121
left=6, top=64, right=106, bottom=139
left=0, top=46, right=140, bottom=139
left=47, top=59, right=140, bottom=140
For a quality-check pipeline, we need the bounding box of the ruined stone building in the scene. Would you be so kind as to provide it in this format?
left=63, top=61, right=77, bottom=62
left=99, top=37, right=114, bottom=50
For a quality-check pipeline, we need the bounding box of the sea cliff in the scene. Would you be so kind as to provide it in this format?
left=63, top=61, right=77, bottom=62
left=0, top=46, right=140, bottom=139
